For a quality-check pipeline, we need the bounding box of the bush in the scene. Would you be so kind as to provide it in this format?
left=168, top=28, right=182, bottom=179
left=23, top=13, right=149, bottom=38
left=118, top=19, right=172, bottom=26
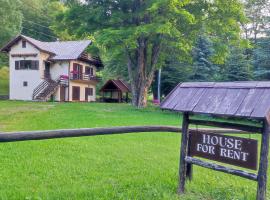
left=0, top=67, right=9, bottom=95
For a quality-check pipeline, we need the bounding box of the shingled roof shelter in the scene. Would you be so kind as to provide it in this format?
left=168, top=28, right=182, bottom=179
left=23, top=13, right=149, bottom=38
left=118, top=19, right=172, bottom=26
left=161, top=81, right=270, bottom=200
left=161, top=81, right=270, bottom=119
left=100, top=79, right=130, bottom=103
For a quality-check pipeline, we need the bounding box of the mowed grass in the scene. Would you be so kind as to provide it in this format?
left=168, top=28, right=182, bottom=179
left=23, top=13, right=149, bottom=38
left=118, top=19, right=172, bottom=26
left=0, top=101, right=265, bottom=200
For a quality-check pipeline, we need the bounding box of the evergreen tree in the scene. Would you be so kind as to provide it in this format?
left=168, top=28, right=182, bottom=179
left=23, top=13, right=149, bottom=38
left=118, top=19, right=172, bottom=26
left=253, top=36, right=270, bottom=80
left=190, top=35, right=216, bottom=81
left=224, top=46, right=253, bottom=81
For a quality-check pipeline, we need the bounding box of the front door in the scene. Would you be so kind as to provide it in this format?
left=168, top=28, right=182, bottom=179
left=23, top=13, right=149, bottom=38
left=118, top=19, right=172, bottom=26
left=72, top=86, right=80, bottom=101
left=60, top=86, right=66, bottom=102
left=45, top=62, right=51, bottom=79
left=85, top=88, right=93, bottom=101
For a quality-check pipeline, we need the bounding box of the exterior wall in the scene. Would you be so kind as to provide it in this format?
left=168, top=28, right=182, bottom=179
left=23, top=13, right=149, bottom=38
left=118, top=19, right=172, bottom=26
left=9, top=40, right=43, bottom=100
left=69, top=81, right=96, bottom=102
left=69, top=60, right=97, bottom=76
left=50, top=61, right=69, bottom=80
left=54, top=86, right=68, bottom=101
left=68, top=60, right=97, bottom=102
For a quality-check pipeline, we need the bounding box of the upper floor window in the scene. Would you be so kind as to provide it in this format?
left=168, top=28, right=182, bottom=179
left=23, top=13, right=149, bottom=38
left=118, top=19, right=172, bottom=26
left=85, top=66, right=93, bottom=76
left=15, top=60, right=39, bottom=70
left=22, top=40, right=26, bottom=48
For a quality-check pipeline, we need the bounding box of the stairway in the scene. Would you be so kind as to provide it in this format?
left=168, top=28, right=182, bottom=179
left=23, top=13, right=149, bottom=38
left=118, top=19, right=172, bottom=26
left=33, top=79, right=60, bottom=101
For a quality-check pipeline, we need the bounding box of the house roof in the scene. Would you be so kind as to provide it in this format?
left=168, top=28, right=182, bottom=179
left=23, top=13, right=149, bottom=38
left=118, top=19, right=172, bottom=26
left=160, top=81, right=270, bottom=119
left=0, top=34, right=92, bottom=61
left=100, top=79, right=131, bottom=93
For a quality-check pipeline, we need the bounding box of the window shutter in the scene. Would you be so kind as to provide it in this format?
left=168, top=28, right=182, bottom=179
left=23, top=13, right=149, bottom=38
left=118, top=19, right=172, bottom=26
left=15, top=61, right=19, bottom=70
left=36, top=61, right=39, bottom=70
left=90, top=68, right=93, bottom=76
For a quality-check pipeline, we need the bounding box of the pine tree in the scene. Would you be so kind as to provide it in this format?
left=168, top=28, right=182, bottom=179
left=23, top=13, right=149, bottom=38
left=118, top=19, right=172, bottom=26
left=190, top=35, right=217, bottom=81
left=253, top=37, right=270, bottom=80
left=224, top=46, right=253, bottom=81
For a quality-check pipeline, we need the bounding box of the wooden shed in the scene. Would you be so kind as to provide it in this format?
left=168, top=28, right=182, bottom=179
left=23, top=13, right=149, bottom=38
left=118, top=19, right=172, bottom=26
left=100, top=79, right=130, bottom=102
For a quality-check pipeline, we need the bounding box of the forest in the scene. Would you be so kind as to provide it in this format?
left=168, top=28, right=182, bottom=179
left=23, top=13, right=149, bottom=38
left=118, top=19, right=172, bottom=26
left=0, top=0, right=270, bottom=107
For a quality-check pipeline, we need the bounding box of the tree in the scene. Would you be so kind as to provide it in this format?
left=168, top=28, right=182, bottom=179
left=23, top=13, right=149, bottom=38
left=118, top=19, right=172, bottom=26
left=223, top=46, right=253, bottom=81
left=20, top=0, right=57, bottom=41
left=190, top=34, right=217, bottom=81
left=253, top=36, right=270, bottom=80
left=0, top=0, right=22, bottom=67
left=52, top=0, right=246, bottom=108
left=242, top=0, right=270, bottom=43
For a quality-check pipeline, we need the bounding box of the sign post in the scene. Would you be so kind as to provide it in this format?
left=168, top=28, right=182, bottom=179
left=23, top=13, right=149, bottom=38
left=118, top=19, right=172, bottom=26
left=178, top=117, right=268, bottom=200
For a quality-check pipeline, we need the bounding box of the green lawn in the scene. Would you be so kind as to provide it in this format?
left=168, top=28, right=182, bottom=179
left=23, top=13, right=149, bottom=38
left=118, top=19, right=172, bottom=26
left=0, top=101, right=265, bottom=200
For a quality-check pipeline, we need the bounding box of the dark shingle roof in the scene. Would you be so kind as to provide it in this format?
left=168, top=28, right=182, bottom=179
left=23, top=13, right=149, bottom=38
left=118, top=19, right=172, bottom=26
left=1, top=35, right=91, bottom=61
left=160, top=82, right=270, bottom=119
left=100, top=80, right=131, bottom=93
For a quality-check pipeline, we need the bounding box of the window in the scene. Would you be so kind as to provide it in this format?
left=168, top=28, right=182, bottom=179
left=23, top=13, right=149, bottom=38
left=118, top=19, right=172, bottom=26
left=85, top=66, right=93, bottom=76
left=15, top=60, right=39, bottom=70
left=22, top=40, right=26, bottom=48
left=23, top=81, right=28, bottom=87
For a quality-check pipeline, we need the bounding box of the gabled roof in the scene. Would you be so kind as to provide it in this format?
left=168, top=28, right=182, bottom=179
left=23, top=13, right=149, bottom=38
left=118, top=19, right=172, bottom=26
left=100, top=79, right=131, bottom=93
left=0, top=35, right=92, bottom=61
left=160, top=82, right=270, bottom=119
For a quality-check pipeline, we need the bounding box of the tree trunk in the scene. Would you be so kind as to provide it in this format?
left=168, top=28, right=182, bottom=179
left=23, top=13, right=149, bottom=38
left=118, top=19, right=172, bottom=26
left=126, top=36, right=161, bottom=108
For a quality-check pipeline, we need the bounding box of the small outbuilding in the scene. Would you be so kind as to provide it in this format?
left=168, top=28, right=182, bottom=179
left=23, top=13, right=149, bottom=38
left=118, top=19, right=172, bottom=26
left=100, top=79, right=131, bottom=102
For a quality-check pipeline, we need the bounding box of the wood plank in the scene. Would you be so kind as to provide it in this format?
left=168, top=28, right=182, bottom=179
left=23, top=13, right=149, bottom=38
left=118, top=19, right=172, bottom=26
left=256, top=82, right=270, bottom=88
left=185, top=156, right=258, bottom=181
left=251, top=89, right=270, bottom=118
left=178, top=113, right=190, bottom=194
left=180, top=82, right=215, bottom=88
left=214, top=89, right=241, bottom=115
left=235, top=89, right=264, bottom=117
left=173, top=88, right=199, bottom=111
left=214, top=82, right=258, bottom=88
left=185, top=88, right=206, bottom=111
left=224, top=89, right=250, bottom=116
left=256, top=120, right=270, bottom=200
left=202, top=88, right=228, bottom=113
left=161, top=86, right=182, bottom=109
left=0, top=127, right=250, bottom=143
left=160, top=83, right=182, bottom=108
left=192, top=88, right=215, bottom=113
left=166, top=87, right=185, bottom=109
left=189, top=119, right=262, bottom=133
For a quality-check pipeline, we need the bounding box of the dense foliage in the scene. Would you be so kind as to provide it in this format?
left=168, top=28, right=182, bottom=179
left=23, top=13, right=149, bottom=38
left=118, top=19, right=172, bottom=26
left=0, top=0, right=270, bottom=105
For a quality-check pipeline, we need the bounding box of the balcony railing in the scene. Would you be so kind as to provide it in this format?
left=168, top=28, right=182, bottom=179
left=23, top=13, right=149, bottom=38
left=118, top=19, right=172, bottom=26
left=69, top=72, right=99, bottom=82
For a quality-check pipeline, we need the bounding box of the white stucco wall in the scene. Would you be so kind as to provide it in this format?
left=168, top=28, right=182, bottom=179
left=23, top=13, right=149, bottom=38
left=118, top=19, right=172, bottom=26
left=50, top=61, right=69, bottom=80
left=9, top=40, right=43, bottom=100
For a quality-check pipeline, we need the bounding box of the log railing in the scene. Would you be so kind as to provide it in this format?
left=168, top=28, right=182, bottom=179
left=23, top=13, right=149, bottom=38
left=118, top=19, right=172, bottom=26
left=0, top=126, right=247, bottom=143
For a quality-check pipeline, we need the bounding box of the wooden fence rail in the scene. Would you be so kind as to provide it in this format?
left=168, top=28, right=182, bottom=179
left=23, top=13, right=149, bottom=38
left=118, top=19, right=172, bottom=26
left=0, top=126, right=248, bottom=143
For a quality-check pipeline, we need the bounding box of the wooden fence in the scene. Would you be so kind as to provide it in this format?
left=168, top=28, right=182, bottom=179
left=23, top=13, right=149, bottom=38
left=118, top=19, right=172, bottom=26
left=0, top=126, right=247, bottom=143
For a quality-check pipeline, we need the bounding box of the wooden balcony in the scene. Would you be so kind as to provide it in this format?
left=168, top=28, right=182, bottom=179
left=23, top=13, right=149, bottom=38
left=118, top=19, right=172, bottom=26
left=69, top=72, right=100, bottom=83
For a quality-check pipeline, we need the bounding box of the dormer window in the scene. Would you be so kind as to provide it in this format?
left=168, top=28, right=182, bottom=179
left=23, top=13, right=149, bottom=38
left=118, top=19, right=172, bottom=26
left=22, top=40, right=26, bottom=48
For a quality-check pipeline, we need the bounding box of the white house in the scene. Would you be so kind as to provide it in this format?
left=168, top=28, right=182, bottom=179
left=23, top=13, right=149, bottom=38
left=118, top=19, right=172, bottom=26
left=0, top=35, right=102, bottom=102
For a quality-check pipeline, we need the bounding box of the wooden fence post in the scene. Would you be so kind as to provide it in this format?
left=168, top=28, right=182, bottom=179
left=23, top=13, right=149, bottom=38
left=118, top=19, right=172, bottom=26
left=186, top=135, right=193, bottom=180
left=178, top=112, right=189, bottom=194
left=257, top=119, right=270, bottom=200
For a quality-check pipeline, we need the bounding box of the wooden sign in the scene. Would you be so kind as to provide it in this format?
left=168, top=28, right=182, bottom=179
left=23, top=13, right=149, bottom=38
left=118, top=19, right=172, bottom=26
left=189, top=132, right=258, bottom=170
